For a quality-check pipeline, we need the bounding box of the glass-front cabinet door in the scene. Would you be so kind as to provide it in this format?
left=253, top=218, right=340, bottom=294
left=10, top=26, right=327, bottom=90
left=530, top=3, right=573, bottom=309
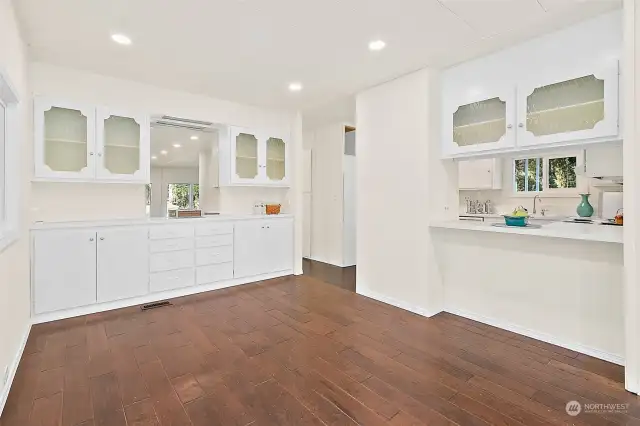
left=96, top=108, right=149, bottom=182
left=516, top=63, right=619, bottom=147
left=443, top=85, right=516, bottom=157
left=265, top=136, right=287, bottom=183
left=34, top=99, right=96, bottom=180
left=230, top=127, right=260, bottom=184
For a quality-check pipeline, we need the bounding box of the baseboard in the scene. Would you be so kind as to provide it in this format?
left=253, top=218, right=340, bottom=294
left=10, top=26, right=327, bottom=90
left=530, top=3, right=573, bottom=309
left=0, top=323, right=31, bottom=416
left=446, top=306, right=625, bottom=366
left=357, top=286, right=442, bottom=318
left=33, top=270, right=294, bottom=324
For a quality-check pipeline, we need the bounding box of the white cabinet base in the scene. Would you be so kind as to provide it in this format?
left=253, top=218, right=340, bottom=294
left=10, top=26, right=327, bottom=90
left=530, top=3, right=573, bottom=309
left=33, top=269, right=293, bottom=325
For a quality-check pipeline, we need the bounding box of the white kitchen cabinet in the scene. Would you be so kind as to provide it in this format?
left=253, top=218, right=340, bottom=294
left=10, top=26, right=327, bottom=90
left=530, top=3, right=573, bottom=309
left=585, top=144, right=623, bottom=178
left=443, top=86, right=516, bottom=157
left=516, top=64, right=619, bottom=149
left=95, top=107, right=150, bottom=182
left=458, top=159, right=502, bottom=190
left=34, top=98, right=150, bottom=183
left=220, top=126, right=290, bottom=187
left=97, top=228, right=150, bottom=303
left=234, top=218, right=293, bottom=278
left=33, top=229, right=97, bottom=314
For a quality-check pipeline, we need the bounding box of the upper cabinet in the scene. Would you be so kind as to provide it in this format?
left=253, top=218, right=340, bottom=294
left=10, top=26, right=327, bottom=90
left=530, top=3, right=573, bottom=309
left=220, top=126, right=290, bottom=187
left=34, top=98, right=150, bottom=183
left=441, top=11, right=622, bottom=159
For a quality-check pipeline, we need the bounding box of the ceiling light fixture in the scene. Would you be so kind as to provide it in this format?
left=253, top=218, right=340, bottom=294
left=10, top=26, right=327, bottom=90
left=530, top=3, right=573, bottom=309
left=288, top=82, right=303, bottom=92
left=190, top=135, right=199, bottom=140
left=160, top=150, right=168, bottom=155
left=111, top=33, right=132, bottom=45
left=151, top=155, right=157, bottom=160
left=368, top=40, right=386, bottom=51
left=173, top=143, right=182, bottom=148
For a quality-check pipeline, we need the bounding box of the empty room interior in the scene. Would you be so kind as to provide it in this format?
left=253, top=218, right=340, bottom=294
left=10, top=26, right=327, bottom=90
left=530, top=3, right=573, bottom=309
left=2, top=0, right=640, bottom=424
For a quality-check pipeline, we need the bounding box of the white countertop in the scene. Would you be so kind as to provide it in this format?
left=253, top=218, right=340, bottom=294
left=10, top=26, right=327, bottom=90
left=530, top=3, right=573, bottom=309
left=31, top=214, right=294, bottom=230
left=431, top=219, right=622, bottom=244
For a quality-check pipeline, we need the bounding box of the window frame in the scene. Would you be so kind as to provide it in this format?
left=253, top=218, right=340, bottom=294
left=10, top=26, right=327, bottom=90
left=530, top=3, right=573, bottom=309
left=511, top=151, right=583, bottom=198
left=0, top=68, right=20, bottom=254
left=166, top=183, right=200, bottom=213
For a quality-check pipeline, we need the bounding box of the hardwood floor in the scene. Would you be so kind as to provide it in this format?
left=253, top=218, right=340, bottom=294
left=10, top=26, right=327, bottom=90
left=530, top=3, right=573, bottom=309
left=2, top=274, right=638, bottom=426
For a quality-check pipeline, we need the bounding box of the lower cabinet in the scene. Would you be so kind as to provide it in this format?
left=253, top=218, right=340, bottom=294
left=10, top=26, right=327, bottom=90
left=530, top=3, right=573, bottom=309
left=234, top=218, right=294, bottom=278
left=34, top=229, right=98, bottom=314
left=33, top=227, right=149, bottom=314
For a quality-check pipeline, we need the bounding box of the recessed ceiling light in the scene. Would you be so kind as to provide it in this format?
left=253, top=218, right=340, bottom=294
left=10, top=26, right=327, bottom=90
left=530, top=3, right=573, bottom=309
left=151, top=155, right=157, bottom=160
left=111, top=34, right=132, bottom=45
left=160, top=150, right=168, bottom=155
left=190, top=135, right=199, bottom=140
left=288, top=82, right=303, bottom=92
left=368, top=40, right=386, bottom=51
left=173, top=143, right=182, bottom=148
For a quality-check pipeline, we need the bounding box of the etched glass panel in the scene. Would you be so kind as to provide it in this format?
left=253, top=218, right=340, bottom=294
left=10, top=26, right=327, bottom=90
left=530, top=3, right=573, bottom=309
left=44, top=107, right=87, bottom=172
left=453, top=98, right=506, bottom=147
left=104, top=116, right=140, bottom=175
left=266, top=137, right=285, bottom=181
left=526, top=75, right=604, bottom=136
left=235, top=133, right=258, bottom=179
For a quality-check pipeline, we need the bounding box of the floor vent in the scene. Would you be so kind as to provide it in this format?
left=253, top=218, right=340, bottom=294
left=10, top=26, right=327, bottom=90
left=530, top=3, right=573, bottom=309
left=141, top=301, right=172, bottom=311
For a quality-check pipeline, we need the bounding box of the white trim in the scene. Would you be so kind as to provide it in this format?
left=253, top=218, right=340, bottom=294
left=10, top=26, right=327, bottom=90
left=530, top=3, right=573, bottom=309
left=33, top=270, right=294, bottom=324
left=356, top=286, right=442, bottom=318
left=0, top=323, right=31, bottom=416
left=446, top=306, right=624, bottom=366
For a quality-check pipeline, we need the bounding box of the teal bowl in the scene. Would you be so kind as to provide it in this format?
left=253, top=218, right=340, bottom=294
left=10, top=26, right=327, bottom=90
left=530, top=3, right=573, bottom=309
left=503, top=215, right=528, bottom=227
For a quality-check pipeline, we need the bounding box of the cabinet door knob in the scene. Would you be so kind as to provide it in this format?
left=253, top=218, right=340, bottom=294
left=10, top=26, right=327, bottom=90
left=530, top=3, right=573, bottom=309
left=89, top=152, right=94, bottom=156
left=89, top=238, right=94, bottom=241
left=507, top=124, right=513, bottom=129
left=98, top=152, right=103, bottom=157
left=518, top=123, right=524, bottom=128
left=100, top=237, right=105, bottom=241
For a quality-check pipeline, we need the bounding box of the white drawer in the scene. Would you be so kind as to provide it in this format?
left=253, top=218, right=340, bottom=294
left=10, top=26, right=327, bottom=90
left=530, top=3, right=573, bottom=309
left=195, top=222, right=233, bottom=236
left=196, top=246, right=233, bottom=266
left=196, top=262, right=233, bottom=285
left=149, top=225, right=194, bottom=240
left=150, top=238, right=194, bottom=253
left=150, top=250, right=194, bottom=272
left=196, top=234, right=233, bottom=249
left=150, top=268, right=195, bottom=293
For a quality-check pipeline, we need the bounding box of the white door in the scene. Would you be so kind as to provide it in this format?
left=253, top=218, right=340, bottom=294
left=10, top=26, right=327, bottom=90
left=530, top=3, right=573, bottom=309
left=458, top=159, right=494, bottom=190
left=516, top=62, right=619, bottom=148
left=442, top=84, right=516, bottom=157
left=97, top=227, right=150, bottom=303
left=342, top=155, right=356, bottom=267
left=34, top=230, right=97, bottom=314
left=303, top=193, right=311, bottom=258
left=34, top=98, right=97, bottom=180
left=265, top=219, right=294, bottom=273
left=233, top=220, right=267, bottom=278
left=96, top=107, right=150, bottom=182
left=230, top=127, right=261, bottom=185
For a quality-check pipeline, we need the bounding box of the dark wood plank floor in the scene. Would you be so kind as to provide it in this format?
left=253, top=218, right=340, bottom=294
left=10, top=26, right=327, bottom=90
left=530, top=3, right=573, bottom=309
left=2, top=274, right=638, bottom=426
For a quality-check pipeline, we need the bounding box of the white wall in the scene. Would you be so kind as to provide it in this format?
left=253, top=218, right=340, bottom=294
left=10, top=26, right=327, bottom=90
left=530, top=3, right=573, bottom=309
left=0, top=0, right=31, bottom=414
left=355, top=68, right=457, bottom=315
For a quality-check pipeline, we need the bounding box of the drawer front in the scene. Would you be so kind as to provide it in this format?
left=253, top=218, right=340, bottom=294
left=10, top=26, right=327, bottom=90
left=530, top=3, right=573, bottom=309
left=150, top=268, right=195, bottom=293
left=150, top=238, right=194, bottom=253
left=196, top=246, right=233, bottom=266
left=195, top=222, right=233, bottom=236
left=195, top=234, right=233, bottom=249
left=196, top=262, right=234, bottom=285
left=149, top=225, right=194, bottom=240
left=150, top=250, right=194, bottom=272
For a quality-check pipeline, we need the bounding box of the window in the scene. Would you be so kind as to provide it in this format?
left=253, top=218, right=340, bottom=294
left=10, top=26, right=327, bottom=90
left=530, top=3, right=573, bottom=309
left=513, top=155, right=577, bottom=194
left=167, top=183, right=199, bottom=213
left=0, top=69, right=19, bottom=253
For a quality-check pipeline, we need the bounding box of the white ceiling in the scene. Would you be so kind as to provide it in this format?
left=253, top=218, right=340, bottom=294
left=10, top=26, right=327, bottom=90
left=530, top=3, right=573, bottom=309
left=150, top=125, right=215, bottom=168
left=14, top=0, right=620, bottom=111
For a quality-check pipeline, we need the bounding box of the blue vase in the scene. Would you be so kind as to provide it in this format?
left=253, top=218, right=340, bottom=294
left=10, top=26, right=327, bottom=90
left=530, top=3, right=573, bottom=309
left=577, top=193, right=594, bottom=217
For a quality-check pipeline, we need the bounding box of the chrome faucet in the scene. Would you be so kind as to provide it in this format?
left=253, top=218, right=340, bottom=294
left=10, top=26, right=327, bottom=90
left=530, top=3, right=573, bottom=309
left=533, top=195, right=542, bottom=214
